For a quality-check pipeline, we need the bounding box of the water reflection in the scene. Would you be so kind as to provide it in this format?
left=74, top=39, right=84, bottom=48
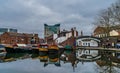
left=96, top=52, right=120, bottom=73
left=0, top=53, right=31, bottom=63
left=60, top=50, right=78, bottom=72
left=38, top=52, right=61, bottom=67
left=0, top=49, right=120, bottom=73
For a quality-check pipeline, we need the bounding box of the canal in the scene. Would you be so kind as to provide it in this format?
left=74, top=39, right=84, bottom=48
left=0, top=50, right=120, bottom=73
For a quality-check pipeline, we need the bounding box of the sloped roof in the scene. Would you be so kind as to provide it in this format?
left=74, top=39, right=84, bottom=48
left=7, top=32, right=24, bottom=37
left=114, top=30, right=120, bottom=35
left=94, top=25, right=120, bottom=35
left=94, top=26, right=106, bottom=34
left=23, top=33, right=34, bottom=37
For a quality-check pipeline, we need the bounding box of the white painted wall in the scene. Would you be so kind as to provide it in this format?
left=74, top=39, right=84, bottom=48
left=53, top=34, right=58, bottom=40
left=74, top=31, right=76, bottom=37
left=66, top=32, right=72, bottom=38
left=110, top=30, right=119, bottom=36
left=55, top=30, right=78, bottom=44
left=55, top=37, right=67, bottom=44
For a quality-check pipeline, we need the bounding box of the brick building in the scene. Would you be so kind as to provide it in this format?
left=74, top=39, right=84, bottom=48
left=0, top=32, right=39, bottom=44
left=59, top=37, right=76, bottom=49
left=93, top=26, right=120, bottom=47
left=94, top=26, right=120, bottom=37
left=93, top=26, right=107, bottom=38
left=44, top=26, right=78, bottom=47
left=55, top=27, right=78, bottom=48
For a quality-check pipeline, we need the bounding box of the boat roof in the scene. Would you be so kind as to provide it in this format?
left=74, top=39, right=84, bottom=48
left=39, top=44, right=48, bottom=46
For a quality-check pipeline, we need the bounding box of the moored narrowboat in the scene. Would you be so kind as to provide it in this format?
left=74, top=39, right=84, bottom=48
left=38, top=44, right=48, bottom=52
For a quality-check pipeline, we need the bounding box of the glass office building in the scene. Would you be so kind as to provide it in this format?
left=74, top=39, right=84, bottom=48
left=44, top=24, right=60, bottom=38
left=0, top=28, right=18, bottom=35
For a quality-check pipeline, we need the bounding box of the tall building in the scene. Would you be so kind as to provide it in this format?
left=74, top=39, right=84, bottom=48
left=0, top=28, right=17, bottom=35
left=44, top=24, right=60, bottom=43
left=44, top=24, right=60, bottom=37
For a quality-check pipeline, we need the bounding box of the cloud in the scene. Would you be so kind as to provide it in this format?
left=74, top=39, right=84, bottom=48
left=0, top=0, right=116, bottom=37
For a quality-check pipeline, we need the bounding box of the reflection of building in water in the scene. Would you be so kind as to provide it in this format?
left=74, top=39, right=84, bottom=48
left=39, top=55, right=48, bottom=62
left=39, top=51, right=48, bottom=62
left=39, top=52, right=61, bottom=67
left=60, top=50, right=79, bottom=72
left=0, top=52, right=6, bottom=62
left=0, top=53, right=31, bottom=63
left=45, top=53, right=60, bottom=67
left=76, top=49, right=100, bottom=62
left=96, top=54, right=120, bottom=73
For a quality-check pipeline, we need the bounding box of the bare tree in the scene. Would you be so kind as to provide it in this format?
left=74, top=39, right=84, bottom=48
left=94, top=8, right=112, bottom=37
left=111, top=0, right=120, bottom=25
left=94, top=0, right=120, bottom=37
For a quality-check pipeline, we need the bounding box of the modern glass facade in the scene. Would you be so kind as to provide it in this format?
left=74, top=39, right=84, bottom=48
left=9, top=28, right=17, bottom=32
left=44, top=24, right=60, bottom=38
left=0, top=28, right=17, bottom=35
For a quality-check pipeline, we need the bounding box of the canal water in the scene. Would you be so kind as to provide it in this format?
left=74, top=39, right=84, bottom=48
left=0, top=50, right=120, bottom=73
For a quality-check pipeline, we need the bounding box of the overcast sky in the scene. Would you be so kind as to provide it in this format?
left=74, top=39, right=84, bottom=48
left=0, top=0, right=116, bottom=38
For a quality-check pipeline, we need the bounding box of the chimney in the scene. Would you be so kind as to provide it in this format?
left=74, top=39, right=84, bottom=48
left=71, top=28, right=74, bottom=37
left=81, top=31, right=83, bottom=36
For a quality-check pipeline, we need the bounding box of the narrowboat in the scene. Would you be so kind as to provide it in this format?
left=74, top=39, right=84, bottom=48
left=38, top=44, right=48, bottom=54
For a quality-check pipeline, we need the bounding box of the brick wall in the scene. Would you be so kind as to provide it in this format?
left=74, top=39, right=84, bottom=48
left=0, top=32, right=11, bottom=44
left=59, top=37, right=76, bottom=49
left=0, top=32, right=40, bottom=44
